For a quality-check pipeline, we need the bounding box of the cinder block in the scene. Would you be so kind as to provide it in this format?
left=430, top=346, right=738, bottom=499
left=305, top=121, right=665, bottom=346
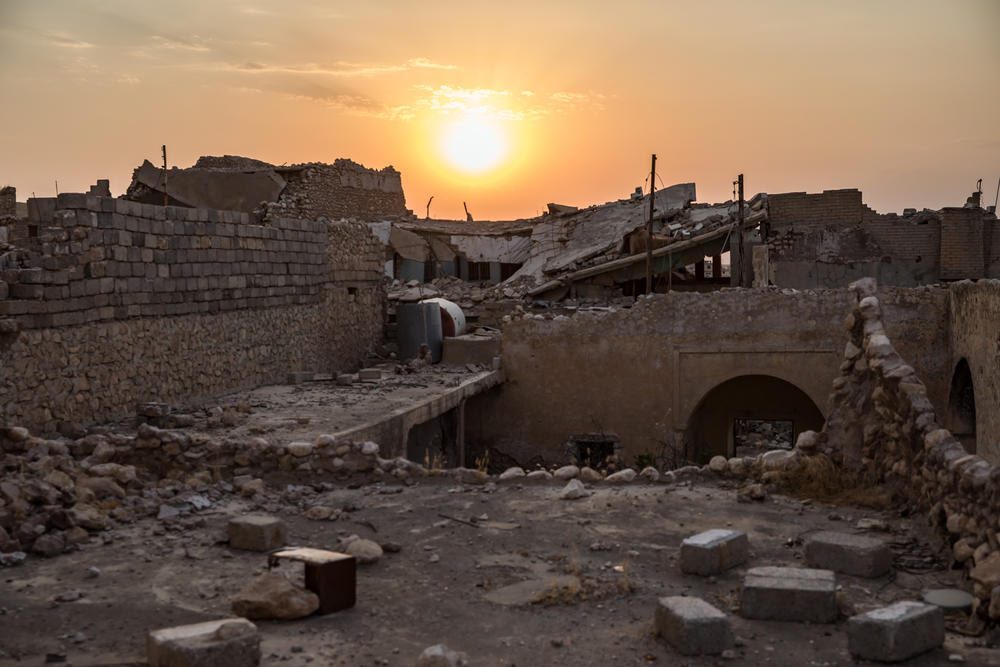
left=741, top=566, right=837, bottom=623
left=804, top=531, right=892, bottom=578
left=227, top=515, right=287, bottom=552
left=358, top=368, right=382, bottom=382
left=655, top=596, right=733, bottom=656
left=680, top=529, right=749, bottom=575
left=147, top=617, right=260, bottom=667
left=847, top=601, right=944, bottom=662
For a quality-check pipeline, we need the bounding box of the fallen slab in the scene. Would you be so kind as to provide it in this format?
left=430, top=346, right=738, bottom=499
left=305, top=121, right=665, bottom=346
left=655, top=595, right=733, bottom=656
left=847, top=600, right=944, bottom=662
left=741, top=566, right=837, bottom=623
left=147, top=618, right=260, bottom=667
left=680, top=529, right=749, bottom=576
left=804, top=531, right=892, bottom=578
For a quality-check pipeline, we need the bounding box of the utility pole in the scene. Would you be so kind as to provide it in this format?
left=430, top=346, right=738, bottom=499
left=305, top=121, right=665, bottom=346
left=161, top=145, right=168, bottom=206
left=646, top=153, right=657, bottom=295
left=730, top=174, right=744, bottom=287
left=425, top=195, right=434, bottom=219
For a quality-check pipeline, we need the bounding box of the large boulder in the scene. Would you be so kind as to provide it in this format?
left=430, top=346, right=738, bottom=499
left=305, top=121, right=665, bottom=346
left=231, top=573, right=319, bottom=620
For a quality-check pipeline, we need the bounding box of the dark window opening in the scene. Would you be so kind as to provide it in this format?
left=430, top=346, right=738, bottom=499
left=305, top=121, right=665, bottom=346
left=466, top=261, right=491, bottom=281
left=948, top=358, right=976, bottom=454
left=733, top=419, right=794, bottom=458
left=566, top=433, right=621, bottom=470
left=500, top=262, right=521, bottom=281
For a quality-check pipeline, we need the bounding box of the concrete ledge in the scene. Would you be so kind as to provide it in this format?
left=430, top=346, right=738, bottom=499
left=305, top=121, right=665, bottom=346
left=680, top=529, right=749, bottom=576
left=804, top=531, right=892, bottom=578
left=847, top=601, right=943, bottom=662
left=655, top=596, right=733, bottom=656
left=741, top=566, right=837, bottom=623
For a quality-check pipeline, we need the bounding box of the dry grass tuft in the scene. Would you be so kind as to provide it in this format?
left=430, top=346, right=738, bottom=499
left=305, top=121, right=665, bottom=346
left=783, top=454, right=891, bottom=509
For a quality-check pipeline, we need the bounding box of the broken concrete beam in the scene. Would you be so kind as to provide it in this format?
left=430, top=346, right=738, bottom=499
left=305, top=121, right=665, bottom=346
left=147, top=618, right=260, bottom=667
left=286, top=371, right=314, bottom=384
left=335, top=373, right=354, bottom=386
left=741, top=566, right=837, bottom=623
left=227, top=515, right=287, bottom=552
left=847, top=601, right=944, bottom=662
left=680, top=529, right=749, bottom=576
left=358, top=368, right=382, bottom=382
left=804, top=531, right=892, bottom=578
left=655, top=596, right=733, bottom=656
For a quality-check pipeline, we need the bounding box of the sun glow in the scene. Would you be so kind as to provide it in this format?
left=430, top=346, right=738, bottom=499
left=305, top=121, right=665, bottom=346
left=439, top=116, right=508, bottom=174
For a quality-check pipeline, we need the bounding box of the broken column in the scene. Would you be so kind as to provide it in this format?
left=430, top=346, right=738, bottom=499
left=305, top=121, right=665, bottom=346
left=804, top=531, right=892, bottom=578
left=741, top=566, right=837, bottom=623
left=847, top=601, right=944, bottom=662
left=655, top=596, right=733, bottom=656
left=147, top=618, right=260, bottom=667
left=679, top=529, right=749, bottom=575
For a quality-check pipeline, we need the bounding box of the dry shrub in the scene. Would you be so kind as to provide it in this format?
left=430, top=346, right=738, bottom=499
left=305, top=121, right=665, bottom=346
left=782, top=454, right=891, bottom=509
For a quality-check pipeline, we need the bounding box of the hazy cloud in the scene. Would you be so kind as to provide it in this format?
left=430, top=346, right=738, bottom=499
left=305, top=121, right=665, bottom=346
left=48, top=33, right=95, bottom=49
left=227, top=57, right=455, bottom=77
left=151, top=35, right=211, bottom=52
left=413, top=85, right=604, bottom=121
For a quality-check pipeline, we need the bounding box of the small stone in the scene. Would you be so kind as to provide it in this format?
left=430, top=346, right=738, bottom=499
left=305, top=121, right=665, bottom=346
left=231, top=573, right=319, bottom=620
left=558, top=479, right=588, bottom=500
left=32, top=532, right=66, bottom=557
left=416, top=644, right=468, bottom=667
left=638, top=466, right=660, bottom=482
left=240, top=478, right=264, bottom=497
left=345, top=538, right=382, bottom=564
left=498, top=467, right=525, bottom=481
left=286, top=441, right=313, bottom=458
left=579, top=466, right=603, bottom=482
left=456, top=468, right=488, bottom=485
left=525, top=470, right=552, bottom=481
left=971, top=552, right=1000, bottom=590
left=429, top=553, right=440, bottom=563
left=990, top=586, right=1000, bottom=620
left=794, top=430, right=819, bottom=454
left=305, top=506, right=334, bottom=521
left=360, top=441, right=379, bottom=456
left=708, top=456, right=728, bottom=473
left=56, top=590, right=83, bottom=602
left=605, top=468, right=636, bottom=483
left=85, top=566, right=101, bottom=578
left=553, top=465, right=580, bottom=480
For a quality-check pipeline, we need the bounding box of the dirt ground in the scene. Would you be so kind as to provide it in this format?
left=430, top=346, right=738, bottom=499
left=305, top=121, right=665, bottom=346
left=1, top=476, right=997, bottom=666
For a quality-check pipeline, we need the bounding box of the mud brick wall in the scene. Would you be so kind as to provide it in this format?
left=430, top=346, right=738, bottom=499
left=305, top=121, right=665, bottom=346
left=0, top=195, right=384, bottom=434
left=768, top=189, right=864, bottom=233
left=0, top=186, right=14, bottom=218
left=940, top=207, right=985, bottom=280
left=269, top=160, right=407, bottom=221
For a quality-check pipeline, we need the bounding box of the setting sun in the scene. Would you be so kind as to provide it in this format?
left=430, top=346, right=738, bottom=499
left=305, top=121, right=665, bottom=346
left=439, top=116, right=508, bottom=174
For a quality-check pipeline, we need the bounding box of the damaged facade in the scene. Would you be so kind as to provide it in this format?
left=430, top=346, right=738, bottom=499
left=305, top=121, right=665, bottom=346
left=1, top=155, right=1000, bottom=663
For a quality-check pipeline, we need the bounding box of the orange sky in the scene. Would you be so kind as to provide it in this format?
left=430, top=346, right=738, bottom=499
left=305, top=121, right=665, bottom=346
left=1, top=0, right=998, bottom=220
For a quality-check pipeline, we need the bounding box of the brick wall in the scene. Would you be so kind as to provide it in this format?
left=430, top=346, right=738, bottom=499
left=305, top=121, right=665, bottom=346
left=767, top=189, right=863, bottom=233
left=267, top=160, right=408, bottom=221
left=0, top=195, right=385, bottom=433
left=0, top=186, right=14, bottom=218
left=940, top=207, right=985, bottom=280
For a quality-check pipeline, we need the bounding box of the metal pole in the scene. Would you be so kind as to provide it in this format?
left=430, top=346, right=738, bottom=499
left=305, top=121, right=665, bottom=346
left=737, top=174, right=744, bottom=287
left=646, top=153, right=657, bottom=295
left=161, top=145, right=168, bottom=206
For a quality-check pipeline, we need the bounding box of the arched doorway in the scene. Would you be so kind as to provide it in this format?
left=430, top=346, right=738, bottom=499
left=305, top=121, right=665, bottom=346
left=684, top=374, right=825, bottom=464
left=948, top=359, right=976, bottom=454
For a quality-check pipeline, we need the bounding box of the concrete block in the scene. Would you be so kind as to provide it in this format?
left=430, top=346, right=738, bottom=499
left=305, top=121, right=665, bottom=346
left=847, top=601, right=944, bottom=662
left=148, top=617, right=260, bottom=667
left=358, top=368, right=382, bottom=382
left=680, top=529, right=749, bottom=575
left=655, top=596, right=733, bottom=656
left=741, top=566, right=837, bottom=623
left=286, top=371, right=314, bottom=384
left=804, top=531, right=892, bottom=578
left=227, top=515, right=287, bottom=552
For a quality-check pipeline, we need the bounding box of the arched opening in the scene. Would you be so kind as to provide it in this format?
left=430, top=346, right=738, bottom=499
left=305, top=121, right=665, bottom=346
left=684, top=375, right=825, bottom=464
left=948, top=359, right=976, bottom=454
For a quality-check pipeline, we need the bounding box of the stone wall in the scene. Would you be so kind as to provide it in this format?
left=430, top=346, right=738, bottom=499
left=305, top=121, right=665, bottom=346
left=467, top=287, right=951, bottom=468
left=949, top=280, right=1000, bottom=463
left=0, top=195, right=385, bottom=434
left=268, top=160, right=408, bottom=221
left=816, top=278, right=1000, bottom=618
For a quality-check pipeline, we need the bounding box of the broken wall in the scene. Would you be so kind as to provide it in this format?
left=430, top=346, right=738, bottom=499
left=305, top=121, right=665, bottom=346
left=949, top=280, right=1000, bottom=463
left=467, top=287, right=950, bottom=467
left=0, top=186, right=14, bottom=218
left=268, top=160, right=407, bottom=221
left=0, top=195, right=384, bottom=433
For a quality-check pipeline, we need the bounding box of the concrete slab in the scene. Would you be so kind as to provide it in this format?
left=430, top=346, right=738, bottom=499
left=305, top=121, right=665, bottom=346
left=442, top=334, right=502, bottom=367
left=741, top=566, right=837, bottom=623
left=680, top=529, right=749, bottom=576
left=147, top=618, right=260, bottom=667
left=847, top=601, right=944, bottom=662
left=654, top=596, right=733, bottom=656
left=804, top=530, right=892, bottom=578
